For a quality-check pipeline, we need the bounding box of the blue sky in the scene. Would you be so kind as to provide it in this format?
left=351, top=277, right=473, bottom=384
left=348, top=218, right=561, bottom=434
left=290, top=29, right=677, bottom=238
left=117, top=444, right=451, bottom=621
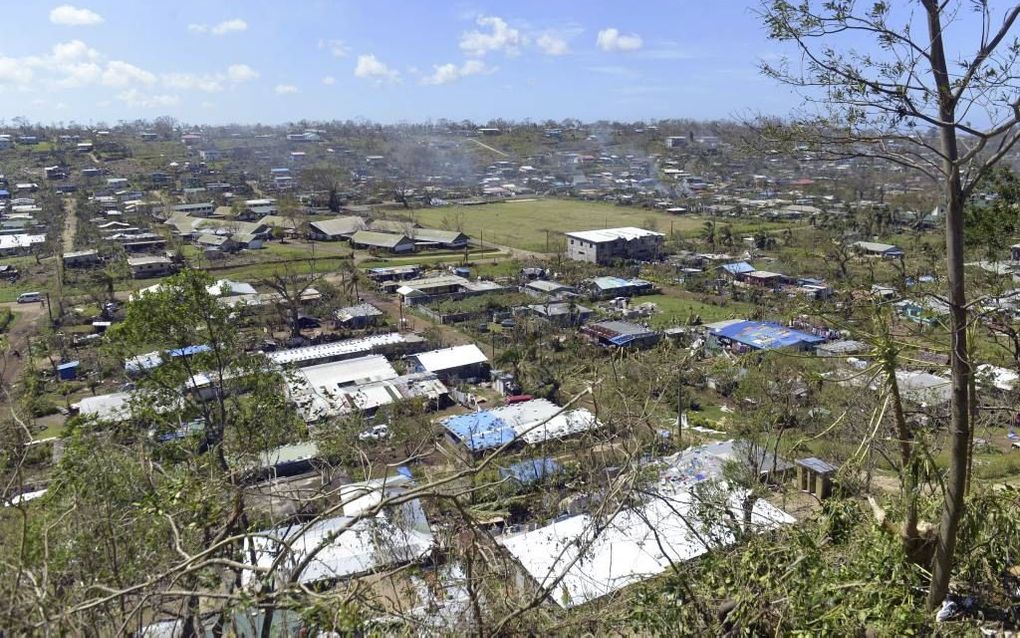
left=0, top=1, right=999, bottom=125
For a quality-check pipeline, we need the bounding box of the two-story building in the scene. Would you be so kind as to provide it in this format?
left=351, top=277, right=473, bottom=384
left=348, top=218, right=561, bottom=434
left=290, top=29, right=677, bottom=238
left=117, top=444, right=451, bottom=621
left=564, top=227, right=664, bottom=265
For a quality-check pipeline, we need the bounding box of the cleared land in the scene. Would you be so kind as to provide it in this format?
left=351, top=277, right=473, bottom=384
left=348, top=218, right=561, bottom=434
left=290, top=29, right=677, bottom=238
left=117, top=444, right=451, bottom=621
left=642, top=293, right=755, bottom=328
left=401, top=199, right=795, bottom=253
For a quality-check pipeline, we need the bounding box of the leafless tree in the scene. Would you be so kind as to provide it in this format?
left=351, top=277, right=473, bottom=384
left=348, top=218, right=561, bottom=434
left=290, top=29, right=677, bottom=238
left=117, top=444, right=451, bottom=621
left=756, top=0, right=1020, bottom=609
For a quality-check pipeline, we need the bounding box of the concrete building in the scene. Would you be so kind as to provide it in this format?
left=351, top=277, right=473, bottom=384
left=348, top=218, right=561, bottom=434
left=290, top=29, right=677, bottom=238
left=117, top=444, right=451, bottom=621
left=63, top=250, right=101, bottom=268
left=564, top=227, right=664, bottom=264
left=410, top=344, right=489, bottom=382
left=128, top=256, right=176, bottom=279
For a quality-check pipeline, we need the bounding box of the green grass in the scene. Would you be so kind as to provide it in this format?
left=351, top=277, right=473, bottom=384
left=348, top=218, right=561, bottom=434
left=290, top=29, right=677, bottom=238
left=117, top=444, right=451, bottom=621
left=358, top=249, right=504, bottom=270
left=209, top=256, right=352, bottom=281
left=401, top=199, right=795, bottom=253
left=641, top=293, right=755, bottom=328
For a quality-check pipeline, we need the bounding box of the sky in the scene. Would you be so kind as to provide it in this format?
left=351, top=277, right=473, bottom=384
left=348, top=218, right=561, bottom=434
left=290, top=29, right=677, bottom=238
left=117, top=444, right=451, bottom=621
left=0, top=1, right=1003, bottom=125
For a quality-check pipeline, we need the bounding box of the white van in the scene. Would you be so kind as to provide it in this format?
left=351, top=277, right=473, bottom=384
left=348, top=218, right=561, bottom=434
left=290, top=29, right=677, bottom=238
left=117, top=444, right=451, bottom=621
left=16, top=292, right=42, bottom=303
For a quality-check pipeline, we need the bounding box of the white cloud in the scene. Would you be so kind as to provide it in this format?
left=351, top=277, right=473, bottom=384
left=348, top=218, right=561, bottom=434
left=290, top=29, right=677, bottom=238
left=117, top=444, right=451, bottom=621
left=596, top=28, right=643, bottom=52
left=274, top=84, right=299, bottom=95
left=51, top=39, right=99, bottom=64
left=161, top=64, right=258, bottom=92
left=49, top=5, right=103, bottom=26
left=460, top=16, right=525, bottom=57
left=189, top=18, right=247, bottom=36
left=162, top=72, right=224, bottom=92
left=0, top=40, right=251, bottom=100
left=0, top=41, right=105, bottom=89
left=421, top=59, right=493, bottom=86
left=321, top=75, right=336, bottom=85
left=0, top=58, right=34, bottom=86
left=117, top=88, right=180, bottom=108
left=536, top=33, right=569, bottom=56
left=226, top=63, right=258, bottom=83
left=102, top=60, right=156, bottom=87
left=212, top=18, right=247, bottom=35
left=353, top=54, right=400, bottom=84
left=318, top=39, right=350, bottom=58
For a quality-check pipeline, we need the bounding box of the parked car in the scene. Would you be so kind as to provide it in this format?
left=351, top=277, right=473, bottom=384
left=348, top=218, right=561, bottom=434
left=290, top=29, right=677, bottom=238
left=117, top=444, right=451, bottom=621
left=17, top=292, right=42, bottom=303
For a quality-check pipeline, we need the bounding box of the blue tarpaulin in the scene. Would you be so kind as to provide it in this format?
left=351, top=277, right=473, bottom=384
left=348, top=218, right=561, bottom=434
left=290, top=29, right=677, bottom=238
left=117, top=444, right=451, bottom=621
left=499, top=458, right=562, bottom=485
left=722, top=262, right=755, bottom=275
left=57, top=360, right=80, bottom=380
left=443, top=411, right=517, bottom=453
left=711, top=320, right=825, bottom=351
left=168, top=344, right=211, bottom=358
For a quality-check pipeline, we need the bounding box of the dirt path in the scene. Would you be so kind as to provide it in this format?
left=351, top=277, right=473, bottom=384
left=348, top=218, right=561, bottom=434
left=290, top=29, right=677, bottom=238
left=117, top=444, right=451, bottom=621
left=0, top=300, right=49, bottom=396
left=61, top=196, right=77, bottom=254
left=465, top=138, right=509, bottom=157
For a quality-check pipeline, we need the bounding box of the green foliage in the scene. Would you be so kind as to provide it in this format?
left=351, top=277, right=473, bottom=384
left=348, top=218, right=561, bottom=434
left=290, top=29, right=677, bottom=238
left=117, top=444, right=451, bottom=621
left=626, top=499, right=927, bottom=635
left=965, top=167, right=1020, bottom=259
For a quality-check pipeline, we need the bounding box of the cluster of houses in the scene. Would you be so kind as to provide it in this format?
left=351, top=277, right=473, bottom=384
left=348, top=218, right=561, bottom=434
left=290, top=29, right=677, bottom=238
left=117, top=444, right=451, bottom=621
left=0, top=176, right=46, bottom=256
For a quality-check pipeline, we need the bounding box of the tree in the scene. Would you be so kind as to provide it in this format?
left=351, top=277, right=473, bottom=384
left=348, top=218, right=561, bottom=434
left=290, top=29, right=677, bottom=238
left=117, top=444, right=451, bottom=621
left=718, top=224, right=734, bottom=247
left=758, top=0, right=1020, bottom=609
left=259, top=263, right=325, bottom=338
left=701, top=220, right=716, bottom=247
left=327, top=185, right=342, bottom=213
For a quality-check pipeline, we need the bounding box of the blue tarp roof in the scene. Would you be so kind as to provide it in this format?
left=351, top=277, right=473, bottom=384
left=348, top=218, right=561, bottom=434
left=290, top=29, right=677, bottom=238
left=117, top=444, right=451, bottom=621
left=499, top=458, right=562, bottom=485
left=443, top=411, right=517, bottom=452
left=722, top=262, right=755, bottom=275
left=711, top=320, right=825, bottom=350
left=168, top=344, right=211, bottom=358
left=608, top=333, right=641, bottom=346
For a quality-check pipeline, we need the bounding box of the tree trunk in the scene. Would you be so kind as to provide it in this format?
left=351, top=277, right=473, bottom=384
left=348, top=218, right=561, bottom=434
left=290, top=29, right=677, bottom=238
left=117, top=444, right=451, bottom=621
left=924, top=0, right=972, bottom=611
left=883, top=349, right=921, bottom=557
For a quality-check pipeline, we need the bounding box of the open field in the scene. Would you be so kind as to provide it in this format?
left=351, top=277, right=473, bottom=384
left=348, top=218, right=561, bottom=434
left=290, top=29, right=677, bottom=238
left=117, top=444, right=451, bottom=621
left=400, top=199, right=797, bottom=253
left=641, top=293, right=756, bottom=327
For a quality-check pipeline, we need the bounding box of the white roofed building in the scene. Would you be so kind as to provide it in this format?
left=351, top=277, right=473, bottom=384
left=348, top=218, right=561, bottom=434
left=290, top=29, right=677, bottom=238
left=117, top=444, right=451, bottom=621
left=564, top=227, right=664, bottom=265
left=409, top=344, right=489, bottom=382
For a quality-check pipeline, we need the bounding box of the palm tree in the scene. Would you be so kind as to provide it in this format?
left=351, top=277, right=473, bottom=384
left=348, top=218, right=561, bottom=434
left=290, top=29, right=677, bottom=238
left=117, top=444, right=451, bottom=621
left=718, top=224, right=734, bottom=247
left=701, top=220, right=716, bottom=247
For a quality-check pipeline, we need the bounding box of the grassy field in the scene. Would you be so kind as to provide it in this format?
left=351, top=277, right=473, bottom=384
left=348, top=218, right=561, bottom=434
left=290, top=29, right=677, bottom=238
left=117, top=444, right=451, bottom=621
left=400, top=199, right=797, bottom=253
left=642, top=293, right=756, bottom=328
left=358, top=249, right=504, bottom=270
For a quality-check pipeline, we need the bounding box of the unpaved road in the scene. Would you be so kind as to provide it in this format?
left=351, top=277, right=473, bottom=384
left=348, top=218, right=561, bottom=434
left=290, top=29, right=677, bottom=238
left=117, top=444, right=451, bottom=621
left=0, top=300, right=49, bottom=396
left=61, top=195, right=77, bottom=253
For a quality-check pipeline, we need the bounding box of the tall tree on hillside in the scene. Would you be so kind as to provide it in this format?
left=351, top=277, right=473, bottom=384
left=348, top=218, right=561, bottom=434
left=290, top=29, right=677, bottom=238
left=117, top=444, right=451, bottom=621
left=757, top=0, right=1020, bottom=609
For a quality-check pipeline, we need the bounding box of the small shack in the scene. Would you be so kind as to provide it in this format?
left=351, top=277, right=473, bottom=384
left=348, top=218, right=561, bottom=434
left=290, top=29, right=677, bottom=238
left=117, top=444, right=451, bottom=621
left=57, top=360, right=80, bottom=381
left=796, top=457, right=837, bottom=500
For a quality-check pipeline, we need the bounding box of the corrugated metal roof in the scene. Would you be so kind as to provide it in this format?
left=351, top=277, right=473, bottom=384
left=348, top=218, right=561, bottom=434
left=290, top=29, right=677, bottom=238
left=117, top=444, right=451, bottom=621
left=268, top=333, right=407, bottom=366
left=564, top=227, right=664, bottom=243
left=413, top=344, right=488, bottom=373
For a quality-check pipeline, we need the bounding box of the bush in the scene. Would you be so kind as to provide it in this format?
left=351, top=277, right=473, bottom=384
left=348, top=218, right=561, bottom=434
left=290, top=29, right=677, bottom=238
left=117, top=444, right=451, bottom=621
left=0, top=308, right=13, bottom=333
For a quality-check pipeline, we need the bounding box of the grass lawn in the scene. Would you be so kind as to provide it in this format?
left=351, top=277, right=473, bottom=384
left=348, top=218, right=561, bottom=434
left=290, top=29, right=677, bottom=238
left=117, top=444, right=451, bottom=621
left=209, top=256, right=351, bottom=281
left=358, top=249, right=504, bottom=270
left=400, top=199, right=797, bottom=253
left=642, top=293, right=755, bottom=328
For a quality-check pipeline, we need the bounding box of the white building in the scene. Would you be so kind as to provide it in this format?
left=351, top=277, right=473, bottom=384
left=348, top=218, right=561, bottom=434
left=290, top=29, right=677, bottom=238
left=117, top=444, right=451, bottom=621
left=564, top=227, right=665, bottom=265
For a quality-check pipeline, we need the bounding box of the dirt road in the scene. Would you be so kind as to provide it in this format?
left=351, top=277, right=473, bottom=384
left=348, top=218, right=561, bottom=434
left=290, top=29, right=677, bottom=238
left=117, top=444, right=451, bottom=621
left=61, top=195, right=77, bottom=253
left=0, top=300, right=49, bottom=396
